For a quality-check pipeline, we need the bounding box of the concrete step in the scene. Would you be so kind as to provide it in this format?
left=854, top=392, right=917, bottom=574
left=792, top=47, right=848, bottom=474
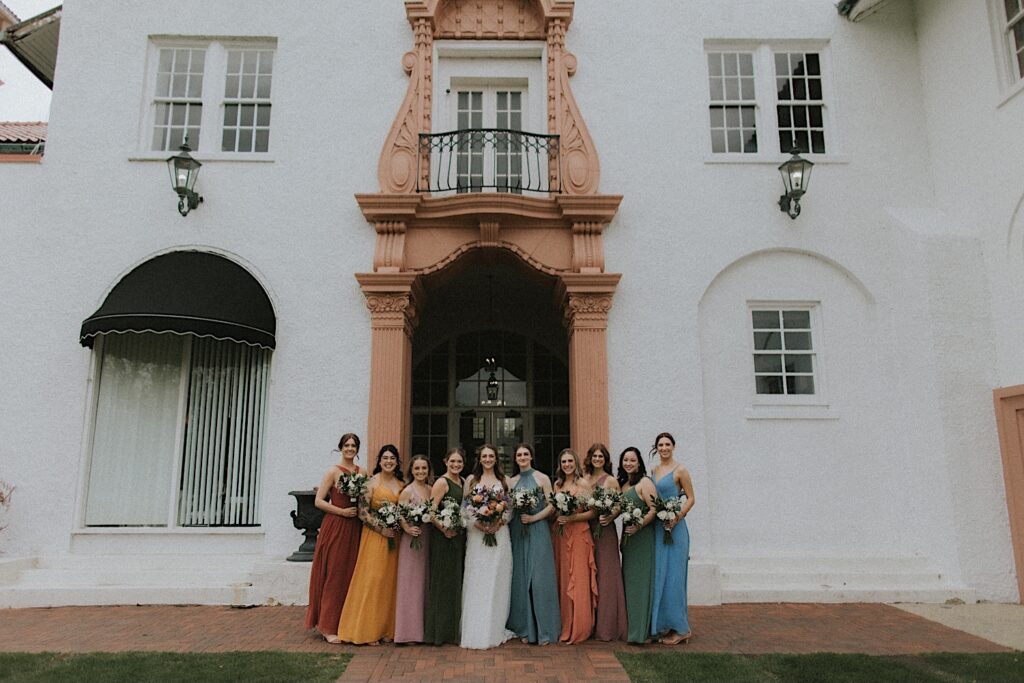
left=721, top=586, right=975, bottom=604
left=0, top=585, right=251, bottom=608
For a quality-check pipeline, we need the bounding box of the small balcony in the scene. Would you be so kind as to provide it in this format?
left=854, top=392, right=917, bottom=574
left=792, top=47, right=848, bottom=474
left=418, top=129, right=560, bottom=195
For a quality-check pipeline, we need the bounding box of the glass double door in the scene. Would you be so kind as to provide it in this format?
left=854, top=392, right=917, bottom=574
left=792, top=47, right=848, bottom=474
left=458, top=409, right=524, bottom=475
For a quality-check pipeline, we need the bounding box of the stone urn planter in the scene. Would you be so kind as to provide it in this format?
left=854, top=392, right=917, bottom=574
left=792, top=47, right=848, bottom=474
left=287, top=489, right=324, bottom=562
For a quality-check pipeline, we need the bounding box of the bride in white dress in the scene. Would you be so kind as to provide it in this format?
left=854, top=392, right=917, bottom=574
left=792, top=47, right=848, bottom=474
left=460, top=443, right=516, bottom=650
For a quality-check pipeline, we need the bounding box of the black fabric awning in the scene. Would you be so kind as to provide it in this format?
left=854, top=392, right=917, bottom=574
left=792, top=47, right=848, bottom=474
left=80, top=251, right=276, bottom=349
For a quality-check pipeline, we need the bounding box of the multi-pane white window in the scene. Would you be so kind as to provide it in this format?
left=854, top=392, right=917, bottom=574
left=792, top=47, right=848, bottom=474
left=455, top=88, right=525, bottom=193
left=148, top=40, right=275, bottom=154
left=85, top=333, right=271, bottom=527
left=707, top=52, right=758, bottom=153
left=1005, top=0, right=1024, bottom=80
left=750, top=308, right=816, bottom=395
left=152, top=48, right=205, bottom=151
left=706, top=44, right=830, bottom=156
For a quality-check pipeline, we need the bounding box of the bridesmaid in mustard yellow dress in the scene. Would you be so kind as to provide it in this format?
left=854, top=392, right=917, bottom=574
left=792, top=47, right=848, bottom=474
left=337, top=444, right=403, bottom=645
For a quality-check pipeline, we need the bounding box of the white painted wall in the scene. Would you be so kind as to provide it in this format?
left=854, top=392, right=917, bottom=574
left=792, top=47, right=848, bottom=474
left=0, top=0, right=1018, bottom=602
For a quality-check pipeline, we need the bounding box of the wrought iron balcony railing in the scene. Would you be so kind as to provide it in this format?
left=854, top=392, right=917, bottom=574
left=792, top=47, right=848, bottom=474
left=418, top=129, right=560, bottom=195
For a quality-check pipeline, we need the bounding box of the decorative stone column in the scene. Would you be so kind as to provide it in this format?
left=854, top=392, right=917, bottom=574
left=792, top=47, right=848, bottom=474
left=559, top=272, right=620, bottom=453
left=356, top=272, right=423, bottom=467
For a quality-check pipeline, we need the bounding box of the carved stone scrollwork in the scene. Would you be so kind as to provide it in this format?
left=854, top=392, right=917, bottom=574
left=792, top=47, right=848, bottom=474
left=378, top=18, right=433, bottom=194
left=571, top=221, right=605, bottom=273
left=563, top=293, right=613, bottom=329
left=547, top=18, right=600, bottom=195
left=364, top=293, right=419, bottom=336
left=435, top=0, right=547, bottom=39
left=374, top=221, right=408, bottom=273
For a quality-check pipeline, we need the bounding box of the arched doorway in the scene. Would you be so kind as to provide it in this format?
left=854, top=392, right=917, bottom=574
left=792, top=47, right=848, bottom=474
left=411, top=250, right=569, bottom=474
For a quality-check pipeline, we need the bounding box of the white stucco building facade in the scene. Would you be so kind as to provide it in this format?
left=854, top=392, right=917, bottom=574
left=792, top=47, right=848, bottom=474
left=1, top=0, right=1022, bottom=607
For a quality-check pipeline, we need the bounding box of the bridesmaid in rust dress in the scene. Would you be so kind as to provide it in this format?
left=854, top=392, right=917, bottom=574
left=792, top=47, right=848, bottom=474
left=305, top=433, right=364, bottom=643
left=584, top=443, right=628, bottom=641
left=394, top=454, right=433, bottom=644
left=551, top=448, right=598, bottom=644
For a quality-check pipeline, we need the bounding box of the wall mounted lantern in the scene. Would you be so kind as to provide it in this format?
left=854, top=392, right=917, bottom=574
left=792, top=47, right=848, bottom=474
left=166, top=139, right=204, bottom=217
left=777, top=147, right=814, bottom=220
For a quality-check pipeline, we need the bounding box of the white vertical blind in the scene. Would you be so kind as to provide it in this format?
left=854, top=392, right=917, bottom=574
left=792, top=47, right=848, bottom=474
left=177, top=336, right=270, bottom=526
left=85, top=333, right=183, bottom=525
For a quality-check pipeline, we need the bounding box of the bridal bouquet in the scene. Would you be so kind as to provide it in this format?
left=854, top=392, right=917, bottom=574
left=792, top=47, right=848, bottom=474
left=337, top=471, right=369, bottom=501
left=652, top=495, right=684, bottom=545
left=464, top=483, right=509, bottom=547
left=587, top=486, right=621, bottom=540
left=619, top=497, right=646, bottom=547
left=548, top=490, right=583, bottom=536
left=373, top=501, right=402, bottom=550
left=434, top=497, right=465, bottom=540
left=509, top=486, right=541, bottom=537
left=399, top=499, right=435, bottom=550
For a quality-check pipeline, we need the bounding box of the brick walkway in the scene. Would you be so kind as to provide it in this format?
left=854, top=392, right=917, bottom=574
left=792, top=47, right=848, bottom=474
left=0, top=604, right=1010, bottom=682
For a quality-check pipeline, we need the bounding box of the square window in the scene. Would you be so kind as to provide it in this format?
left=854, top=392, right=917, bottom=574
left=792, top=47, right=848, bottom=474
left=750, top=305, right=820, bottom=398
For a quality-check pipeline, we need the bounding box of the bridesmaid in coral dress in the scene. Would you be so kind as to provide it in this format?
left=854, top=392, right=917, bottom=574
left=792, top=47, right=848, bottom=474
left=394, top=454, right=433, bottom=644
left=551, top=448, right=598, bottom=644
left=304, top=433, right=364, bottom=643
left=337, top=444, right=404, bottom=645
left=584, top=443, right=628, bottom=641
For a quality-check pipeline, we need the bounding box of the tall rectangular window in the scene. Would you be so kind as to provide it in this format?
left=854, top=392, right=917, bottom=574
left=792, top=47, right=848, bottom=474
left=1005, top=0, right=1024, bottom=80
left=151, top=48, right=205, bottom=151
left=774, top=52, right=826, bottom=154
left=222, top=49, right=274, bottom=153
left=751, top=308, right=816, bottom=395
left=707, top=52, right=757, bottom=153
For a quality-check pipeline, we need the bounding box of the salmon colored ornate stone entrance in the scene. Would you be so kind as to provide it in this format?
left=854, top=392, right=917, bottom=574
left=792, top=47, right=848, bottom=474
left=355, top=0, right=621, bottom=464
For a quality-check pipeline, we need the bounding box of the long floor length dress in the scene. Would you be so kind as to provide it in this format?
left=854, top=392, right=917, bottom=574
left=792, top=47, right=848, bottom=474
left=650, top=469, right=690, bottom=637
left=423, top=477, right=466, bottom=645
left=506, top=469, right=561, bottom=644
left=394, top=488, right=431, bottom=644
left=304, top=467, right=362, bottom=638
left=460, top=487, right=515, bottom=650
left=552, top=485, right=598, bottom=644
left=620, top=482, right=655, bottom=644
left=336, top=485, right=400, bottom=644
left=591, top=473, right=628, bottom=641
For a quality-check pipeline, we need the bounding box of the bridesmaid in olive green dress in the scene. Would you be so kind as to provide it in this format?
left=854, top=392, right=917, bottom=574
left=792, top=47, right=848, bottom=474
left=617, top=446, right=658, bottom=644
left=424, top=447, right=467, bottom=645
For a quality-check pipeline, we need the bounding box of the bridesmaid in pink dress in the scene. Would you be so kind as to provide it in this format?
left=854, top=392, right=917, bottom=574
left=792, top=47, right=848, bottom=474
left=394, top=454, right=433, bottom=643
left=304, top=433, right=364, bottom=643
left=584, top=443, right=628, bottom=641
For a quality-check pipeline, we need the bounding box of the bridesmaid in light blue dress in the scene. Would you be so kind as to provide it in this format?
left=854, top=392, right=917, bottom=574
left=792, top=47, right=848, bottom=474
left=649, top=431, right=695, bottom=644
left=506, top=443, right=561, bottom=644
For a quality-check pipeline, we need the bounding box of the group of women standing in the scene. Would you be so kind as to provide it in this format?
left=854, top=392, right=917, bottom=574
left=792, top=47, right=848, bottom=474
left=304, top=431, right=694, bottom=648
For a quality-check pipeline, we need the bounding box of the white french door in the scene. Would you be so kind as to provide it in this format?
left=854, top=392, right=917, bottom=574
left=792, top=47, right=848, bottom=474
left=454, top=88, right=525, bottom=193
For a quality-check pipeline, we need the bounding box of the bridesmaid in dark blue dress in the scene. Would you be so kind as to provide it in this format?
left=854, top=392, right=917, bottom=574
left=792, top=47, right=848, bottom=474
left=649, top=431, right=695, bottom=645
left=506, top=443, right=561, bottom=644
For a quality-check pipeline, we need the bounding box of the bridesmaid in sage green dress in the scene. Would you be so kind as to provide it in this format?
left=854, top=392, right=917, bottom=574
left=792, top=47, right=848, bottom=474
left=506, top=443, right=561, bottom=644
left=423, top=447, right=466, bottom=645
left=617, top=446, right=658, bottom=644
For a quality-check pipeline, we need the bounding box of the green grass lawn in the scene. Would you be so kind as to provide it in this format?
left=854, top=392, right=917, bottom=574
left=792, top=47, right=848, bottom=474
left=617, top=651, right=1024, bottom=683
left=0, top=652, right=352, bottom=683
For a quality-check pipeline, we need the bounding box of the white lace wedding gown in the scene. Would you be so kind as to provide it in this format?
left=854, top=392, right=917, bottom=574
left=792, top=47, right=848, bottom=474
left=460, top=514, right=516, bottom=649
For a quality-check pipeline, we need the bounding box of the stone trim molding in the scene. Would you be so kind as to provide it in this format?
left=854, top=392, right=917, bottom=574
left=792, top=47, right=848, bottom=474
left=378, top=0, right=599, bottom=196
left=993, top=384, right=1024, bottom=603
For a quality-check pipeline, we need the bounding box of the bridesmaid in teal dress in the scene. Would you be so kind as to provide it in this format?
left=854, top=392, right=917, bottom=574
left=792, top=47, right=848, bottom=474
left=617, top=446, right=658, bottom=644
left=506, top=443, right=561, bottom=644
left=423, top=447, right=467, bottom=645
left=649, top=432, right=695, bottom=645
